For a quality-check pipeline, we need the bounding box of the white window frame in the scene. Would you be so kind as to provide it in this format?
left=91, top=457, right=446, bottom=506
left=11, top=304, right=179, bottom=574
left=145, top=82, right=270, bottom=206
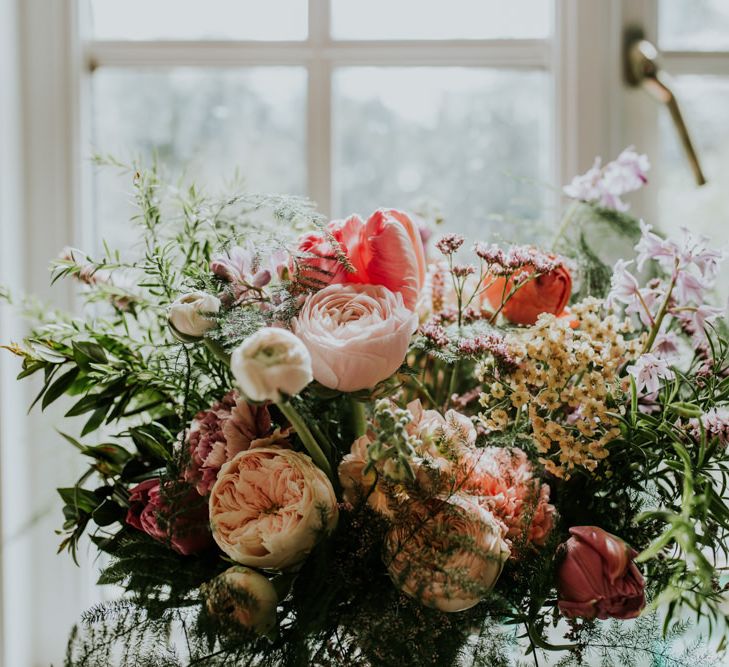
left=3, top=1, right=660, bottom=664
left=83, top=0, right=561, bottom=220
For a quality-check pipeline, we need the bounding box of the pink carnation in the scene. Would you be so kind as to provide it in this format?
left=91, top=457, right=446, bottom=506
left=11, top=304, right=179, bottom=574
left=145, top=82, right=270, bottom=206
left=464, top=447, right=555, bottom=549
left=185, top=391, right=290, bottom=495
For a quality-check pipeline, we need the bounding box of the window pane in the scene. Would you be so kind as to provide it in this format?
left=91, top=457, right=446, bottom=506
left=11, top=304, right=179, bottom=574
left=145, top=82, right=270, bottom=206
left=658, top=75, right=729, bottom=298
left=89, top=0, right=307, bottom=41
left=332, top=67, right=551, bottom=242
left=91, top=68, right=306, bottom=251
left=331, top=0, right=552, bottom=40
left=658, top=0, right=729, bottom=50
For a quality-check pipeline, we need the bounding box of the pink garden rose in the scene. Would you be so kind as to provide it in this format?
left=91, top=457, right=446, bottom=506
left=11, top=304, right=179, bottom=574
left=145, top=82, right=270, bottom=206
left=464, top=447, right=555, bottom=549
left=557, top=526, right=645, bottom=620
left=384, top=495, right=510, bottom=612
left=294, top=209, right=427, bottom=310
left=209, top=447, right=338, bottom=570
left=184, top=391, right=290, bottom=496
left=338, top=434, right=393, bottom=518
left=337, top=402, right=476, bottom=518
left=292, top=283, right=418, bottom=392
left=126, top=479, right=213, bottom=555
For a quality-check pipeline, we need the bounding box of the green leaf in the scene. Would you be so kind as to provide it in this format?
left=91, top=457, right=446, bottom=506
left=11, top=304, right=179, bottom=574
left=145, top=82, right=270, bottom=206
left=81, top=404, right=111, bottom=437
left=82, top=443, right=132, bottom=466
left=58, top=487, right=101, bottom=514
left=72, top=340, right=108, bottom=367
left=130, top=426, right=173, bottom=462
left=30, top=343, right=68, bottom=364
left=57, top=430, right=84, bottom=450
left=92, top=499, right=125, bottom=527
left=637, top=529, right=676, bottom=562
left=667, top=402, right=703, bottom=418
left=65, top=393, right=104, bottom=418
left=27, top=365, right=59, bottom=413
left=16, top=360, right=45, bottom=380
left=41, top=367, right=79, bottom=410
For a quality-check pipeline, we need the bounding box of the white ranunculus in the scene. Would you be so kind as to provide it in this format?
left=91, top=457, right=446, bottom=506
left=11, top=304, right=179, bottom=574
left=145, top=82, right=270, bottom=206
left=230, top=327, right=313, bottom=402
left=168, top=292, right=221, bottom=341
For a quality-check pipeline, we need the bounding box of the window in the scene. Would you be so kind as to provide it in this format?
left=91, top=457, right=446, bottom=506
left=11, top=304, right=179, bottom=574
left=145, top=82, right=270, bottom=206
left=85, top=0, right=555, bottom=247
left=655, top=0, right=729, bottom=267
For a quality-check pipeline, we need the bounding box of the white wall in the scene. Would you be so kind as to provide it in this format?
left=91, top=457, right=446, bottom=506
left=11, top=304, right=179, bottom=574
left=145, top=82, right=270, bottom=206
left=1, top=1, right=96, bottom=665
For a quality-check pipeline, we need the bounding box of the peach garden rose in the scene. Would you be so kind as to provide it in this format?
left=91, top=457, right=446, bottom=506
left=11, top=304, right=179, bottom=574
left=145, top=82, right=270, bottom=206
left=383, top=495, right=510, bottom=612
left=292, top=283, right=418, bottom=392
left=209, top=447, right=338, bottom=570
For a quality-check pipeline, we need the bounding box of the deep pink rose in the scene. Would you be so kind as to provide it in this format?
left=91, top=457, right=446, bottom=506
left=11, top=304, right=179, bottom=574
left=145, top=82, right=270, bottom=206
left=557, top=526, right=645, bottom=620
left=184, top=391, right=290, bottom=495
left=294, top=209, right=426, bottom=310
left=126, top=479, right=213, bottom=555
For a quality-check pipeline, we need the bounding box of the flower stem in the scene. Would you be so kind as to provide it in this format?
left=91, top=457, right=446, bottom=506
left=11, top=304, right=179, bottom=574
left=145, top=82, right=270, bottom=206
left=641, top=268, right=678, bottom=355
left=446, top=360, right=460, bottom=409
left=351, top=397, right=367, bottom=439
left=277, top=400, right=333, bottom=481
left=203, top=337, right=231, bottom=364
left=551, top=200, right=579, bottom=251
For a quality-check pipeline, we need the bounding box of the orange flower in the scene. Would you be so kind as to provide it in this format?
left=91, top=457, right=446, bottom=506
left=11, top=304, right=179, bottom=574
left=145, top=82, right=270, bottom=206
left=483, top=264, right=572, bottom=326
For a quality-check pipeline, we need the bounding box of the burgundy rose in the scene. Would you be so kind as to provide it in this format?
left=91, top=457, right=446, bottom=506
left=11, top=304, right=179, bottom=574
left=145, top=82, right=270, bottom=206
left=126, top=479, right=213, bottom=555
left=557, top=526, right=645, bottom=620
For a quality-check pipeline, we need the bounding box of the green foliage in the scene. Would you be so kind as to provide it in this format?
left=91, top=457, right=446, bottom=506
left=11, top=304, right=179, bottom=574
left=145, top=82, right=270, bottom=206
left=555, top=201, right=646, bottom=300
left=556, top=615, right=722, bottom=667
left=5, top=162, right=729, bottom=665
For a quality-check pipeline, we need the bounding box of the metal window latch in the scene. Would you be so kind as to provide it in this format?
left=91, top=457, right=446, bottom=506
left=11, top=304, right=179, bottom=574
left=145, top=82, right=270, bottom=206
left=624, top=28, right=707, bottom=186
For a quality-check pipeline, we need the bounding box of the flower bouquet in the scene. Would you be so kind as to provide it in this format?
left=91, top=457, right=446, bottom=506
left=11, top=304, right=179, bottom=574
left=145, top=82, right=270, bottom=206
left=6, top=149, right=729, bottom=666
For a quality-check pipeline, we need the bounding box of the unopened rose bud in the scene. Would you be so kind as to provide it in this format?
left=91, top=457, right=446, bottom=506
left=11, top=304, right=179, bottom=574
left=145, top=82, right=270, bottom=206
left=168, top=291, right=221, bottom=342
left=203, top=566, right=278, bottom=636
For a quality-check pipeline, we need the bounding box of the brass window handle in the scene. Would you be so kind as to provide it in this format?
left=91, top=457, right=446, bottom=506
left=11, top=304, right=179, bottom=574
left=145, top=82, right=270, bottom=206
left=625, top=29, right=707, bottom=186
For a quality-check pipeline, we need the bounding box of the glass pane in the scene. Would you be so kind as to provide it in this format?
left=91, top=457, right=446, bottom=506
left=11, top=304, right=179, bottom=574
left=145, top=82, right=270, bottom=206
left=332, top=67, right=551, bottom=243
left=90, top=0, right=308, bottom=41
left=658, top=75, right=729, bottom=299
left=91, top=68, right=306, bottom=251
left=331, top=0, right=552, bottom=40
left=658, top=0, right=729, bottom=51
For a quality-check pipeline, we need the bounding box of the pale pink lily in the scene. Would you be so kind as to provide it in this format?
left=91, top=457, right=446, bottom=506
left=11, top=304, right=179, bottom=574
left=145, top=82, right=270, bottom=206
left=627, top=354, right=675, bottom=395
left=606, top=259, right=641, bottom=308
left=635, top=221, right=677, bottom=272
left=564, top=147, right=649, bottom=211
left=652, top=331, right=681, bottom=360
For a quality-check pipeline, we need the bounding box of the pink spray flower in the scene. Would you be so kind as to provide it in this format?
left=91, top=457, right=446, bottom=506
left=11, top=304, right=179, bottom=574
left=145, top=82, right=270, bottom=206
left=463, top=447, right=556, bottom=549
left=184, top=391, right=290, bottom=495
